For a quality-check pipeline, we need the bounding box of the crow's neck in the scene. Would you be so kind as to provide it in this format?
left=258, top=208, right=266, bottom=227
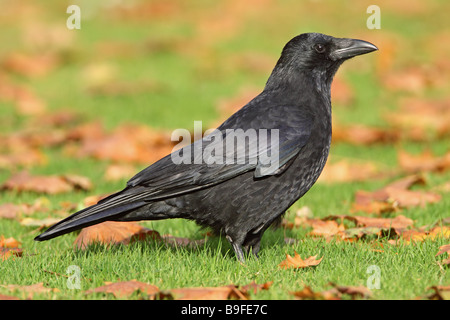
left=264, top=65, right=334, bottom=114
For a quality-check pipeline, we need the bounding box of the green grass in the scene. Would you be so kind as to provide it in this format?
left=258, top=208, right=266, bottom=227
left=0, top=0, right=449, bottom=300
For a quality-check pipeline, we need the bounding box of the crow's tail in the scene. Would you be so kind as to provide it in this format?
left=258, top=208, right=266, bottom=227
left=34, top=188, right=147, bottom=241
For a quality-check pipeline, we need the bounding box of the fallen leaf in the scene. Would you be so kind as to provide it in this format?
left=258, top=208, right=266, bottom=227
left=279, top=252, right=323, bottom=269
left=307, top=219, right=345, bottom=239
left=104, top=164, right=136, bottom=182
left=2, top=52, right=60, bottom=78
left=436, top=244, right=450, bottom=265
left=1, top=171, right=92, bottom=194
left=74, top=221, right=161, bottom=250
left=384, top=97, right=450, bottom=141
left=1, top=283, right=58, bottom=299
left=85, top=280, right=160, bottom=299
left=427, top=285, right=450, bottom=300
left=332, top=123, right=399, bottom=145
left=291, top=283, right=371, bottom=300
left=0, top=148, right=46, bottom=170
left=239, top=281, right=273, bottom=296
left=169, top=285, right=247, bottom=300
left=398, top=149, right=450, bottom=174
left=0, top=294, right=19, bottom=300
left=351, top=175, right=441, bottom=214
left=74, top=123, right=175, bottom=164
left=0, top=203, right=30, bottom=220
left=319, top=159, right=385, bottom=184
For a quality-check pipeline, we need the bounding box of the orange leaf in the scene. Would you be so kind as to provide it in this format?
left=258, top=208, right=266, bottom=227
left=73, top=221, right=161, bottom=250
left=169, top=285, right=247, bottom=300
left=279, top=252, right=323, bottom=269
left=85, top=280, right=160, bottom=298
left=1, top=171, right=92, bottom=194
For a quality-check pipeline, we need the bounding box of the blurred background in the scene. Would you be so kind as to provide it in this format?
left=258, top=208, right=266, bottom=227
left=0, top=0, right=449, bottom=188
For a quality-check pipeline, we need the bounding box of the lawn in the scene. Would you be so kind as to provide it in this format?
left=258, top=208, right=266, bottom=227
left=0, top=0, right=449, bottom=300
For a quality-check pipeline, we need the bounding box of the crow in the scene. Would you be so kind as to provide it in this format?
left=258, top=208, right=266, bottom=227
left=35, top=33, right=377, bottom=262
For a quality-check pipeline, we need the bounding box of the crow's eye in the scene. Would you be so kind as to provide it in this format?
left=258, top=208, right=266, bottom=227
left=313, top=43, right=326, bottom=53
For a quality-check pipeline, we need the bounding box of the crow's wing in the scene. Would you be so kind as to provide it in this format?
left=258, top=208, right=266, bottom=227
left=125, top=103, right=314, bottom=201
left=34, top=103, right=314, bottom=241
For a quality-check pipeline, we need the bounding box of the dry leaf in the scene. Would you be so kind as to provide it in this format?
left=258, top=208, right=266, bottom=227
left=2, top=52, right=60, bottom=78
left=1, top=235, right=22, bottom=261
left=1, top=171, right=92, bottom=194
left=384, top=97, right=450, bottom=141
left=85, top=280, right=160, bottom=299
left=279, top=252, right=323, bottom=269
left=74, top=221, right=161, bottom=250
left=332, top=123, right=399, bottom=145
left=74, top=123, right=175, bottom=164
left=104, top=164, right=136, bottom=182
left=307, top=219, right=345, bottom=239
left=239, top=281, right=273, bottom=296
left=398, top=149, right=450, bottom=173
left=351, top=175, right=441, bottom=214
left=401, top=226, right=450, bottom=243
left=1, top=283, right=58, bottom=299
left=319, top=159, right=385, bottom=184
left=291, top=283, right=371, bottom=300
left=437, top=243, right=450, bottom=256
left=427, top=285, right=450, bottom=300
left=169, top=285, right=247, bottom=300
left=0, top=203, right=30, bottom=220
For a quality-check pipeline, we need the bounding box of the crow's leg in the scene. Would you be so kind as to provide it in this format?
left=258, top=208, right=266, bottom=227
left=243, top=232, right=262, bottom=258
left=226, top=235, right=245, bottom=263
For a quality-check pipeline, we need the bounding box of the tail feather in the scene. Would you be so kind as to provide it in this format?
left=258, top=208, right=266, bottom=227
left=34, top=190, right=147, bottom=241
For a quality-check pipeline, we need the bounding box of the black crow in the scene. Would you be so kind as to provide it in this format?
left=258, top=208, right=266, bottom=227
left=35, top=33, right=377, bottom=262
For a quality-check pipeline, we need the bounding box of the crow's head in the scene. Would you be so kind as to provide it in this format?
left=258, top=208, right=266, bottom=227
left=280, top=32, right=377, bottom=70
left=266, top=33, right=377, bottom=90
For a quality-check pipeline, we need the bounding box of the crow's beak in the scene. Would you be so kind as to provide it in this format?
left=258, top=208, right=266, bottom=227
left=331, top=38, right=378, bottom=61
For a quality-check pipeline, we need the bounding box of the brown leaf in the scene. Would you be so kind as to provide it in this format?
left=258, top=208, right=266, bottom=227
left=436, top=244, right=450, bottom=262
left=239, top=281, right=273, bottom=296
left=1, top=283, right=58, bottom=299
left=1, top=171, right=92, bottom=194
left=0, top=203, right=30, bottom=220
left=169, top=285, right=247, bottom=300
left=398, top=149, right=450, bottom=174
left=0, top=148, right=46, bottom=170
left=85, top=280, right=160, bottom=298
left=73, top=221, right=161, bottom=250
left=0, top=236, right=22, bottom=260
left=74, top=123, right=175, bottom=164
left=0, top=294, right=20, bottom=300
left=427, top=285, right=450, bottom=300
left=401, top=226, right=450, bottom=243
left=318, top=159, right=385, bottom=184
left=279, top=252, right=323, bottom=269
left=2, top=52, right=60, bottom=78
left=104, top=164, right=136, bottom=182
left=0, top=77, right=46, bottom=115
left=307, top=219, right=345, bottom=239
left=332, top=123, right=399, bottom=145
left=291, top=283, right=371, bottom=300
left=384, top=97, right=450, bottom=141
left=351, top=175, right=441, bottom=214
